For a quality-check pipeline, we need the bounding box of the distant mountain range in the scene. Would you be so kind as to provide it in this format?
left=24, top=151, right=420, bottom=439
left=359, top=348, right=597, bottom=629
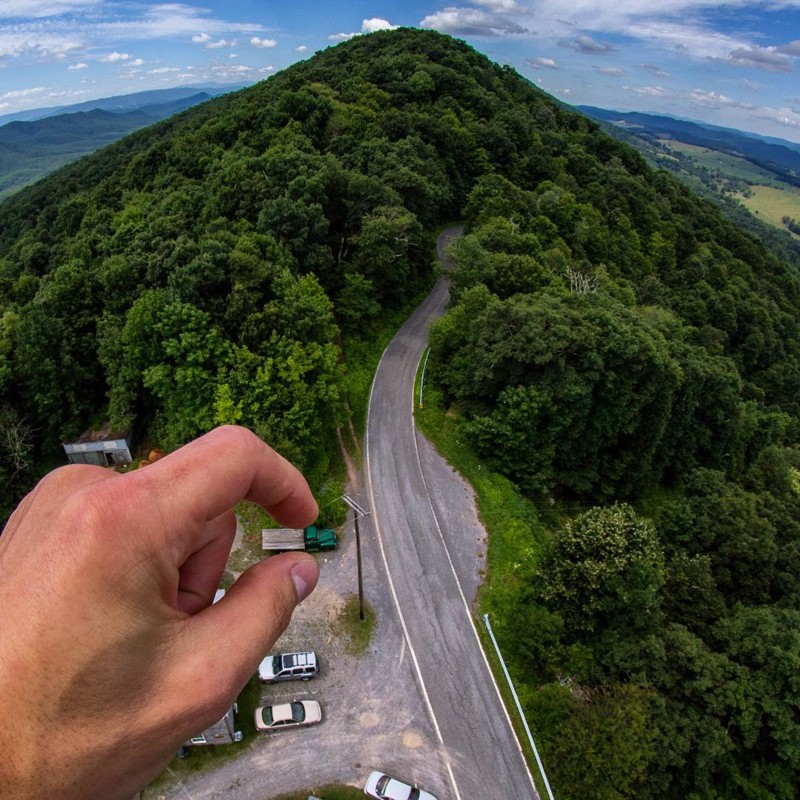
left=578, top=106, right=800, bottom=186
left=0, top=85, right=247, bottom=199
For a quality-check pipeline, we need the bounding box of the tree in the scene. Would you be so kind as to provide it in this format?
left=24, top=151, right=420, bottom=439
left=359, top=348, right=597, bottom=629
left=538, top=504, right=665, bottom=638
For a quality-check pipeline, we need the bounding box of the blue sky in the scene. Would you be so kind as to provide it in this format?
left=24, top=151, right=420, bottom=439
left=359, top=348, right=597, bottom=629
left=1, top=1, right=799, bottom=142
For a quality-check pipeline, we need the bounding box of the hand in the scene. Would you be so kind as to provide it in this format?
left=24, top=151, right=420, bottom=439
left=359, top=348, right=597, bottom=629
left=0, top=425, right=320, bottom=800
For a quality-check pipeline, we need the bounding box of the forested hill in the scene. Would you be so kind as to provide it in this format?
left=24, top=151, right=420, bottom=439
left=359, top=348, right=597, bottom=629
left=1, top=27, right=800, bottom=799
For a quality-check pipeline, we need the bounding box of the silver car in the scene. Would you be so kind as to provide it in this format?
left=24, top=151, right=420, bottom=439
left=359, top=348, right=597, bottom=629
left=364, top=770, right=438, bottom=800
left=253, top=700, right=322, bottom=732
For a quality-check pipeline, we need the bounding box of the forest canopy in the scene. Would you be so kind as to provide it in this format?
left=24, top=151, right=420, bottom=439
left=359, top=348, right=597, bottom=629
left=0, top=27, right=798, bottom=800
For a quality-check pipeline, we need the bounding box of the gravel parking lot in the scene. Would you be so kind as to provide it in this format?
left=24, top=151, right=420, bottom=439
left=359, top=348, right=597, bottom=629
left=146, top=448, right=487, bottom=800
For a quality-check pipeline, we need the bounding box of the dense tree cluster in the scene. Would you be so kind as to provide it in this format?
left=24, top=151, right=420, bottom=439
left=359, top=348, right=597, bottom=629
left=428, top=96, right=800, bottom=797
left=0, top=27, right=798, bottom=798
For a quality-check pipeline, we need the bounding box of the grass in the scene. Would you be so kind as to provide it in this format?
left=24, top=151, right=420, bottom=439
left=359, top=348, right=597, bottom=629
left=662, top=139, right=787, bottom=186
left=738, top=183, right=800, bottom=236
left=269, top=787, right=363, bottom=800
left=331, top=593, right=376, bottom=655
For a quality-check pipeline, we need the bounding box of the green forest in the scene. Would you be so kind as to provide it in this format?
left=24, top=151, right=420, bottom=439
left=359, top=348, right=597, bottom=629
left=0, top=27, right=798, bottom=800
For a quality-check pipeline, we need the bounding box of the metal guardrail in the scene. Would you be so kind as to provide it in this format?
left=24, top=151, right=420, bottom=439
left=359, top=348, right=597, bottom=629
left=483, top=614, right=556, bottom=800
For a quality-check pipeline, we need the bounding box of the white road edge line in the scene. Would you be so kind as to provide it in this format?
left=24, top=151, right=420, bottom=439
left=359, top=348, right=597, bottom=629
left=411, top=359, right=541, bottom=799
left=366, top=343, right=464, bottom=800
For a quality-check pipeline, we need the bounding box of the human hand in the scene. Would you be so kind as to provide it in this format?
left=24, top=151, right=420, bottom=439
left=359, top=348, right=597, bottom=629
left=0, top=425, right=320, bottom=800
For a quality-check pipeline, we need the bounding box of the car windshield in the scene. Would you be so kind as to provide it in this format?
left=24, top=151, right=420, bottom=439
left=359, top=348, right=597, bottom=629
left=273, top=655, right=283, bottom=671
left=260, top=707, right=273, bottom=725
left=290, top=702, right=305, bottom=722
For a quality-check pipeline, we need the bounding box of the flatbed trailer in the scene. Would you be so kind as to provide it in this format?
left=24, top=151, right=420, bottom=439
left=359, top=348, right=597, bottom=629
left=261, top=525, right=337, bottom=552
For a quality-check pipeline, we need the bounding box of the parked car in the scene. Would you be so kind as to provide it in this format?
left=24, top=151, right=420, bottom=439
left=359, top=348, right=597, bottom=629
left=254, top=700, right=322, bottom=732
left=364, top=771, right=438, bottom=800
left=258, top=651, right=318, bottom=683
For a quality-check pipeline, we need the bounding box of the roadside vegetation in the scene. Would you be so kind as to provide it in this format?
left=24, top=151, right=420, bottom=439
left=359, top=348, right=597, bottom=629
left=1, top=26, right=799, bottom=800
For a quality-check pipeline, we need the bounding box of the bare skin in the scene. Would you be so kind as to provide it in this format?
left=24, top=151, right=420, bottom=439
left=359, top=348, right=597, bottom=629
left=0, top=425, right=320, bottom=800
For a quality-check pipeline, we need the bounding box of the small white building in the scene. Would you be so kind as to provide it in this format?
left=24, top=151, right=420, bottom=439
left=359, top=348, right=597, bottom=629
left=63, top=423, right=132, bottom=467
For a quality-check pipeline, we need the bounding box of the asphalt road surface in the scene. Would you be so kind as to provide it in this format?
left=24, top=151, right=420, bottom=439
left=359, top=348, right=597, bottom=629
left=149, top=227, right=539, bottom=800
left=364, top=227, right=539, bottom=800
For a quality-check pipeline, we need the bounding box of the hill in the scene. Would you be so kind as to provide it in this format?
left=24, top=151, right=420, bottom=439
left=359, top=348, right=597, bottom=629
left=0, top=87, right=243, bottom=199
left=0, top=28, right=799, bottom=800
left=578, top=106, right=800, bottom=183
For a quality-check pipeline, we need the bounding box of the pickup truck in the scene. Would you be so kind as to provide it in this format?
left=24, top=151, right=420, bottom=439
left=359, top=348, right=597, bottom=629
left=261, top=524, right=338, bottom=552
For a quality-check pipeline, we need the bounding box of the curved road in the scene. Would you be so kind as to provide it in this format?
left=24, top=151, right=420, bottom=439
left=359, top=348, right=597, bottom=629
left=364, top=228, right=539, bottom=800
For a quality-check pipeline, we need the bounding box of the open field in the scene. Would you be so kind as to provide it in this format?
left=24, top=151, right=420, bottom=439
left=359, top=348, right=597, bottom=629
left=661, top=139, right=788, bottom=187
left=738, top=184, right=800, bottom=238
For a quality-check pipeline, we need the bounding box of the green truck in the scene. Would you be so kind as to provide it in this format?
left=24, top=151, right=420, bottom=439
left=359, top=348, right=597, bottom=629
left=261, top=525, right=338, bottom=553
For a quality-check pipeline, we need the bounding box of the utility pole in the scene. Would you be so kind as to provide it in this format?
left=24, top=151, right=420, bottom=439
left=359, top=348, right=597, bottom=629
left=341, top=494, right=370, bottom=621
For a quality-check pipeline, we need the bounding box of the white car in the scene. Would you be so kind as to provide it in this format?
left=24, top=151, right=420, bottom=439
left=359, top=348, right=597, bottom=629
left=364, top=771, right=439, bottom=800
left=253, top=700, right=322, bottom=732
left=258, top=650, right=319, bottom=683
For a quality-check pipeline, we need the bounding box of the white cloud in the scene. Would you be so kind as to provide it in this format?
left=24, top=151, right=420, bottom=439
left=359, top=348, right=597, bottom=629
left=559, top=34, right=614, bottom=53
left=100, top=52, right=129, bottom=63
left=473, top=0, right=523, bottom=9
left=725, top=45, right=793, bottom=73
left=527, top=56, right=558, bottom=69
left=362, top=18, right=399, bottom=33
left=296, top=45, right=308, bottom=52
left=634, top=85, right=675, bottom=97
left=0, top=30, right=84, bottom=59
left=595, top=66, right=624, bottom=76
left=129, top=58, right=144, bottom=67
left=329, top=17, right=399, bottom=41
left=779, top=40, right=800, bottom=56
left=0, top=1, right=101, bottom=18
left=68, top=61, right=88, bottom=70
left=205, top=38, right=236, bottom=50
left=754, top=105, right=800, bottom=130
left=689, top=88, right=754, bottom=109
left=640, top=64, right=670, bottom=78
left=0, top=86, right=47, bottom=100
left=191, top=33, right=211, bottom=44
left=420, top=6, right=528, bottom=36
left=251, top=37, right=277, bottom=48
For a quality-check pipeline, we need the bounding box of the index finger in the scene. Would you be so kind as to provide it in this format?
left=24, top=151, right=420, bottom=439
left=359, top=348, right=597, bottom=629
left=119, top=426, right=318, bottom=542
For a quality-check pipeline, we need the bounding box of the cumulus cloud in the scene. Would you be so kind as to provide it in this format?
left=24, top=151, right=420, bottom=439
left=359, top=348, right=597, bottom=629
left=251, top=36, right=277, bottom=48
left=640, top=63, right=670, bottom=78
left=727, top=46, right=794, bottom=72
left=527, top=56, right=558, bottom=69
left=779, top=40, right=800, bottom=56
left=634, top=85, right=675, bottom=97
left=420, top=7, right=528, bottom=37
left=100, top=52, right=129, bottom=63
left=329, top=17, right=398, bottom=41
left=205, top=38, right=236, bottom=50
left=362, top=18, right=398, bottom=33
left=595, top=66, right=624, bottom=76
left=68, top=61, right=88, bottom=70
left=689, top=89, right=755, bottom=109
left=725, top=45, right=793, bottom=73
left=191, top=33, right=211, bottom=44
left=296, top=45, right=308, bottom=52
left=0, top=86, right=47, bottom=100
left=559, top=34, right=614, bottom=54
left=0, top=30, right=84, bottom=60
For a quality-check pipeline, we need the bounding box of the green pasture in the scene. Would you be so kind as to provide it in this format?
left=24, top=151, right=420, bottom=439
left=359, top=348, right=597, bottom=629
left=738, top=184, right=800, bottom=236
left=662, top=139, right=787, bottom=186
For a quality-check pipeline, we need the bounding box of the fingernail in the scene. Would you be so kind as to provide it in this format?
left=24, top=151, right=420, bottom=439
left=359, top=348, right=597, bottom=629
left=290, top=558, right=319, bottom=603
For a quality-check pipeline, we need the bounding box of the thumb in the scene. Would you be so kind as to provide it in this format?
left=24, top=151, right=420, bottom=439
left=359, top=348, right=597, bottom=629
left=176, top=554, right=319, bottom=718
